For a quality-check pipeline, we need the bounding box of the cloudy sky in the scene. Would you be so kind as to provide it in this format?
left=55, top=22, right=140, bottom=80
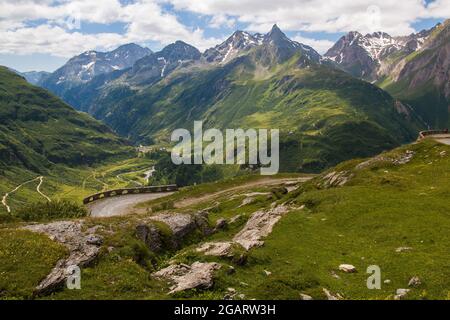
left=0, top=0, right=448, bottom=72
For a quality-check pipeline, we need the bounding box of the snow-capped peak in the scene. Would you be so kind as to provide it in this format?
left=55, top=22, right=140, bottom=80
left=203, top=30, right=263, bottom=63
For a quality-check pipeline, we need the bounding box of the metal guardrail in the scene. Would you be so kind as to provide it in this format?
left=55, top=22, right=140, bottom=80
left=83, top=185, right=178, bottom=205
left=418, top=130, right=449, bottom=140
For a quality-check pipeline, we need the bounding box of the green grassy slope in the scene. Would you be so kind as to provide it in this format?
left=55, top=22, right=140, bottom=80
left=227, top=139, right=450, bottom=300
left=92, top=52, right=420, bottom=172
left=0, top=66, right=131, bottom=170
left=0, top=66, right=150, bottom=214
left=2, top=139, right=448, bottom=300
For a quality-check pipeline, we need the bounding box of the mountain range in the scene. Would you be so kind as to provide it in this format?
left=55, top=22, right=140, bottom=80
left=1, top=18, right=449, bottom=302
left=325, top=20, right=450, bottom=128
left=22, top=24, right=420, bottom=172
left=6, top=22, right=449, bottom=173
left=39, top=43, right=152, bottom=101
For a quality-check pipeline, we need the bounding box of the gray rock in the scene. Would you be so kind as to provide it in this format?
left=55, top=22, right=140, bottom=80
left=194, top=211, right=213, bottom=235
left=86, top=235, right=103, bottom=246
left=323, top=288, right=343, bottom=300
left=23, top=221, right=101, bottom=295
left=408, top=276, right=422, bottom=287
left=149, top=213, right=196, bottom=241
left=233, top=205, right=289, bottom=250
left=394, top=288, right=410, bottom=300
left=153, top=262, right=221, bottom=294
left=196, top=242, right=234, bottom=257
left=339, top=264, right=357, bottom=273
left=135, top=224, right=163, bottom=252
left=300, top=293, right=313, bottom=300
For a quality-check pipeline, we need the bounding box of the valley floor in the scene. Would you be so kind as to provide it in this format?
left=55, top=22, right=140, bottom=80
left=0, top=157, right=155, bottom=216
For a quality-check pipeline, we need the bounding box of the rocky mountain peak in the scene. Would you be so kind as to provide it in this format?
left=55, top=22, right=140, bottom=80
left=158, top=41, right=201, bottom=62
left=367, top=31, right=392, bottom=39
left=203, top=29, right=262, bottom=63
left=264, top=24, right=296, bottom=48
left=41, top=43, right=152, bottom=94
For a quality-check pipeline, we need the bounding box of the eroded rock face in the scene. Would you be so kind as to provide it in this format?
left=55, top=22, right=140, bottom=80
left=153, top=262, right=221, bottom=294
left=140, top=211, right=214, bottom=249
left=196, top=242, right=234, bottom=257
left=148, top=213, right=196, bottom=240
left=136, top=224, right=164, bottom=252
left=319, top=171, right=354, bottom=188
left=356, top=150, right=415, bottom=170
left=197, top=205, right=290, bottom=258
left=233, top=205, right=289, bottom=250
left=23, top=221, right=102, bottom=295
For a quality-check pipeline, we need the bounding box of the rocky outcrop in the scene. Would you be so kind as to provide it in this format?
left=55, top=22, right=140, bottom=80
left=198, top=204, right=290, bottom=258
left=23, top=221, right=103, bottom=295
left=233, top=205, right=289, bottom=250
left=196, top=242, right=234, bottom=257
left=136, top=224, right=164, bottom=252
left=137, top=211, right=214, bottom=250
left=319, top=171, right=354, bottom=188
left=148, top=213, right=196, bottom=240
left=197, top=204, right=291, bottom=258
left=153, top=262, right=221, bottom=294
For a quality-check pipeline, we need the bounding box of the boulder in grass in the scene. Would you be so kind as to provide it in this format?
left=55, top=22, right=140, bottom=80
left=339, top=264, right=357, bottom=273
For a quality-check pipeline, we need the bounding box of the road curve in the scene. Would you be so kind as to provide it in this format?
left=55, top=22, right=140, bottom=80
left=87, top=192, right=174, bottom=217
left=87, top=176, right=313, bottom=218
left=431, top=134, right=450, bottom=145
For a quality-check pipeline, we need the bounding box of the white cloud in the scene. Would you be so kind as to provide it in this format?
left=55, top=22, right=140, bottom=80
left=0, top=0, right=221, bottom=57
left=0, top=0, right=448, bottom=59
left=292, top=34, right=335, bottom=54
left=166, top=0, right=450, bottom=35
left=209, top=14, right=237, bottom=29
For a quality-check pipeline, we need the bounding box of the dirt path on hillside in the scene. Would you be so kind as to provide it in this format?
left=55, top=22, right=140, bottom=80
left=36, top=176, right=51, bottom=202
left=174, top=177, right=312, bottom=209
left=1, top=176, right=51, bottom=213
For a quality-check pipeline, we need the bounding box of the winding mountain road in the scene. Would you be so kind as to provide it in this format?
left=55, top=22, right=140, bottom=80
left=87, top=176, right=312, bottom=218
left=88, top=192, right=174, bottom=217
left=432, top=134, right=450, bottom=145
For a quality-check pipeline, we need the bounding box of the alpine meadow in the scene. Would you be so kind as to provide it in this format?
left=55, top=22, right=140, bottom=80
left=0, top=0, right=449, bottom=306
